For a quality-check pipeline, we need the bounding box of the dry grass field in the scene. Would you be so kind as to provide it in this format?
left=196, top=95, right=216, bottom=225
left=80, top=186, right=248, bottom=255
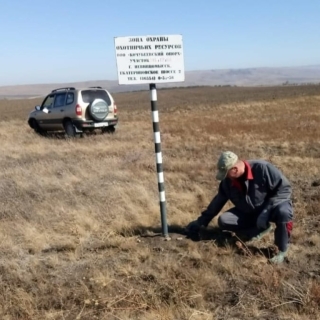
left=0, top=85, right=319, bottom=320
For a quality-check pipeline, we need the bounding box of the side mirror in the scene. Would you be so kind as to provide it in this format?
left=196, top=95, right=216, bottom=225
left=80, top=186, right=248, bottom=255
left=35, top=106, right=41, bottom=111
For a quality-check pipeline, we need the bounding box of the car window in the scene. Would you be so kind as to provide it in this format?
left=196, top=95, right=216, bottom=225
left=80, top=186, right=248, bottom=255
left=42, top=95, right=55, bottom=109
left=81, top=90, right=111, bottom=105
left=54, top=93, right=66, bottom=108
left=66, top=93, right=74, bottom=105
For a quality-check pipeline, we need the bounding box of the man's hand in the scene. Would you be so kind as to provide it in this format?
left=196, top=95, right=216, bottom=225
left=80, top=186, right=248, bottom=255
left=256, top=209, right=270, bottom=230
left=185, top=220, right=201, bottom=236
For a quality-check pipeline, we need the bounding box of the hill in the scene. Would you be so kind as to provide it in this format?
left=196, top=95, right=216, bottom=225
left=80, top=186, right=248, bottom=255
left=1, top=65, right=320, bottom=99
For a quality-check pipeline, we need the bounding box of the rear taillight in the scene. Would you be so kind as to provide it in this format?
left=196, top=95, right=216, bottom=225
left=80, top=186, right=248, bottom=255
left=114, top=103, right=117, bottom=114
left=75, top=104, right=82, bottom=116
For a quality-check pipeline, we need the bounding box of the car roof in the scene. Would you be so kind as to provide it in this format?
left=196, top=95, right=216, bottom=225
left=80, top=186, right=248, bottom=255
left=51, top=86, right=109, bottom=93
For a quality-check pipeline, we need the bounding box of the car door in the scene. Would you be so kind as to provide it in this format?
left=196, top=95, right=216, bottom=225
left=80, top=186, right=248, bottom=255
left=63, top=92, right=75, bottom=118
left=48, top=93, right=67, bottom=130
left=36, top=94, right=55, bottom=129
left=36, top=93, right=67, bottom=131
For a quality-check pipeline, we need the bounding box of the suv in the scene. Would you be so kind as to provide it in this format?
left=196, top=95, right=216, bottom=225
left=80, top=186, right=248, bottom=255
left=28, top=86, right=118, bottom=136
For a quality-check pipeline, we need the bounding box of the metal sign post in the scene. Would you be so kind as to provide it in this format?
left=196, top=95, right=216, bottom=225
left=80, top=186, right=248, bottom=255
left=114, top=34, right=185, bottom=237
left=149, top=83, right=168, bottom=236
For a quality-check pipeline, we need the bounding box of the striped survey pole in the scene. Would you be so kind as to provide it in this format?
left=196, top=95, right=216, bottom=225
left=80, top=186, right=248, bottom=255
left=149, top=83, right=169, bottom=237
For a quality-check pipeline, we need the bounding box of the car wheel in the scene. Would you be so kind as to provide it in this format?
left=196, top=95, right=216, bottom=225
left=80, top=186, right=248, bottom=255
left=64, top=120, right=76, bottom=137
left=88, top=99, right=109, bottom=122
left=30, top=119, right=45, bottom=135
left=101, top=126, right=115, bottom=134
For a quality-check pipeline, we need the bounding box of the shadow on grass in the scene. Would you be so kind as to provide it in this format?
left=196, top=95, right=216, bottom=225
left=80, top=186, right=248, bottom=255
left=122, top=224, right=234, bottom=246
left=33, top=130, right=107, bottom=140
left=123, top=224, right=276, bottom=259
left=38, top=132, right=69, bottom=139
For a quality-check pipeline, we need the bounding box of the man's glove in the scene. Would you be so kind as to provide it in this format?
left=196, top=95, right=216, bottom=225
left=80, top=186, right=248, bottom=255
left=256, top=209, right=270, bottom=230
left=185, top=220, right=202, bottom=237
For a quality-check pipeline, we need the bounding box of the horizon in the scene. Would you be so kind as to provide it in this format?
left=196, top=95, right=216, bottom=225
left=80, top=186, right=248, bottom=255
left=1, top=0, right=319, bottom=86
left=1, top=63, right=320, bottom=88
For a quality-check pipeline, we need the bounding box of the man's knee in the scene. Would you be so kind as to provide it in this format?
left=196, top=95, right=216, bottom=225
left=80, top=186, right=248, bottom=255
left=272, top=201, right=293, bottom=223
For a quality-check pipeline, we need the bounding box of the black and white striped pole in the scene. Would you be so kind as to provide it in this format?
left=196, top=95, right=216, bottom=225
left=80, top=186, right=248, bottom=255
left=149, top=83, right=169, bottom=238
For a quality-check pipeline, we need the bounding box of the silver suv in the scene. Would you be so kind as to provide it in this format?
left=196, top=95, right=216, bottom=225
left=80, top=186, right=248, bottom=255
left=28, top=86, right=118, bottom=136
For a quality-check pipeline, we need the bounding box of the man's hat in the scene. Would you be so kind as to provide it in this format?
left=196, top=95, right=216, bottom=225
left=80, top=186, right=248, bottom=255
left=216, top=151, right=238, bottom=180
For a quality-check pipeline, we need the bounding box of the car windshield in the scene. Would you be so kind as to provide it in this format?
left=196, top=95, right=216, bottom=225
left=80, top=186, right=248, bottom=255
left=81, top=90, right=111, bottom=105
left=42, top=95, right=54, bottom=108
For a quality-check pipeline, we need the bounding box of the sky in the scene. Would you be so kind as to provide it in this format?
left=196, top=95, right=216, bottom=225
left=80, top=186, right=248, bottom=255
left=0, top=0, right=319, bottom=86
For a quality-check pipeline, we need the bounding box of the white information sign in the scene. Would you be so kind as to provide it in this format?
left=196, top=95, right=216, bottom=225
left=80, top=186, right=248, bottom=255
left=114, top=34, right=185, bottom=85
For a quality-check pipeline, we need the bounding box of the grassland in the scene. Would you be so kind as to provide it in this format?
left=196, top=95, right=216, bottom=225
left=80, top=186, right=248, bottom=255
left=0, top=85, right=319, bottom=320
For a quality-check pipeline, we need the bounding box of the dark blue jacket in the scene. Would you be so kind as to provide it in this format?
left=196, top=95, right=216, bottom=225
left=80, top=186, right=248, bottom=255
left=198, top=160, right=292, bottom=227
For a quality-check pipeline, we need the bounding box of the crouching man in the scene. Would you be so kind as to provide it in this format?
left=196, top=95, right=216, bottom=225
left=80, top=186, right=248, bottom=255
left=186, top=151, right=293, bottom=264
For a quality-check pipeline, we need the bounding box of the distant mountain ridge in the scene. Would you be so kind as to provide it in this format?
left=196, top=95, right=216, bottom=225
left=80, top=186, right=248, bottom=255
left=1, top=65, right=320, bottom=99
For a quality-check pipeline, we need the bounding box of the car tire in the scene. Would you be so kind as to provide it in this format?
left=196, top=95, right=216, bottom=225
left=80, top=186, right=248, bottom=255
left=88, top=99, right=109, bottom=122
left=64, top=120, right=76, bottom=137
left=30, top=119, right=45, bottom=135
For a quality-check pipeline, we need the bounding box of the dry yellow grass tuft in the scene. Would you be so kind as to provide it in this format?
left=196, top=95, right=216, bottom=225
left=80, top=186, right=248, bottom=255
left=0, top=85, right=319, bottom=319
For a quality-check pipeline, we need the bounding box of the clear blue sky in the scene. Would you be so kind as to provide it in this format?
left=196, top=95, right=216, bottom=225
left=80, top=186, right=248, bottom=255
left=1, top=0, right=319, bottom=86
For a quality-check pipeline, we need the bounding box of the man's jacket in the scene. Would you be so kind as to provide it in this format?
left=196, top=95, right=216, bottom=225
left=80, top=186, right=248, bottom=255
left=198, top=160, right=292, bottom=227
